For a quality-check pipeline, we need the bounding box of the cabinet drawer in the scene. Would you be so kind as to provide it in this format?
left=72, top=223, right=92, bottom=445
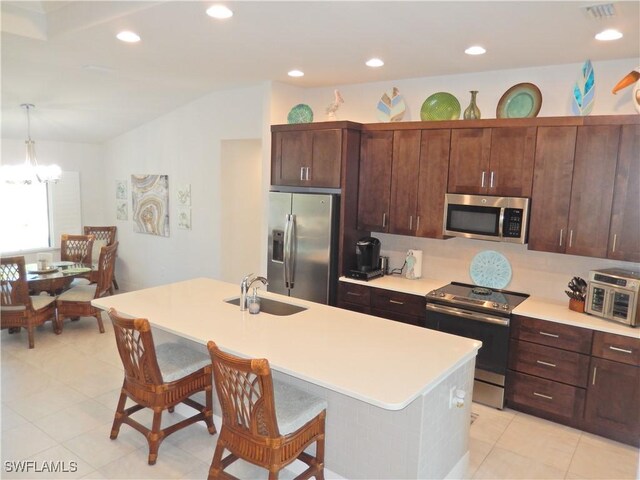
left=506, top=370, right=585, bottom=424
left=592, top=332, right=640, bottom=366
left=338, top=282, right=370, bottom=307
left=370, top=287, right=425, bottom=317
left=508, top=339, right=590, bottom=387
left=511, top=315, right=593, bottom=353
left=371, top=307, right=424, bottom=327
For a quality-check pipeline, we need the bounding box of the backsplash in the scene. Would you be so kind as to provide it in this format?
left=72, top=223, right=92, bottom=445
left=375, top=233, right=640, bottom=302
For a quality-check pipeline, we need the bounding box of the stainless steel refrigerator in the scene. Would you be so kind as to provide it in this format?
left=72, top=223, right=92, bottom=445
left=267, top=192, right=339, bottom=305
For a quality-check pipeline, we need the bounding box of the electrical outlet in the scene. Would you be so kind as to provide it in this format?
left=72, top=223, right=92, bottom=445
left=449, top=386, right=456, bottom=409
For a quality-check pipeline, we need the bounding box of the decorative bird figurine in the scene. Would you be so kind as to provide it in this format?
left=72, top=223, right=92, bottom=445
left=612, top=67, right=640, bottom=113
left=326, top=89, right=344, bottom=120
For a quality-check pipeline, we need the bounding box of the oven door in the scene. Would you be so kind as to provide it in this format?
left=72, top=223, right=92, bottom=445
left=425, top=303, right=510, bottom=376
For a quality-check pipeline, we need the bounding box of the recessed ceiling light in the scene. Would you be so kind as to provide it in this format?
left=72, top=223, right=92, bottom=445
left=288, top=70, right=304, bottom=78
left=206, top=5, right=233, bottom=19
left=595, top=29, right=623, bottom=41
left=366, top=58, right=384, bottom=68
left=465, top=46, right=486, bottom=55
left=116, top=31, right=140, bottom=43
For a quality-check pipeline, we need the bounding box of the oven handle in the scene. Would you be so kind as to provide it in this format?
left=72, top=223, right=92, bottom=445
left=426, top=303, right=510, bottom=326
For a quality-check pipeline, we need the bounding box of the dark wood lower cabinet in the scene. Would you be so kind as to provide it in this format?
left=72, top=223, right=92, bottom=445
left=506, top=370, right=586, bottom=428
left=583, top=357, right=640, bottom=447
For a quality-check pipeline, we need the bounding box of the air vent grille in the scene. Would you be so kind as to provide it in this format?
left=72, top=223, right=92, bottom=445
left=585, top=3, right=617, bottom=19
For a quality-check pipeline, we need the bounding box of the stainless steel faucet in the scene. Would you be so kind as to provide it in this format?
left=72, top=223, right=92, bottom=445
left=240, top=273, right=268, bottom=311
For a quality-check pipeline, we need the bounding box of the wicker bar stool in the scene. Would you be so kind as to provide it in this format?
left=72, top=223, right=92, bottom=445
left=207, top=341, right=326, bottom=480
left=1, top=256, right=58, bottom=348
left=108, top=308, right=216, bottom=465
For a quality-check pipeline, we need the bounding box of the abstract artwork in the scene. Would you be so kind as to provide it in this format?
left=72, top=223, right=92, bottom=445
left=177, top=207, right=191, bottom=230
left=116, top=180, right=128, bottom=199
left=131, top=174, right=169, bottom=237
left=176, top=184, right=191, bottom=206
left=116, top=200, right=128, bottom=221
left=572, top=59, right=595, bottom=116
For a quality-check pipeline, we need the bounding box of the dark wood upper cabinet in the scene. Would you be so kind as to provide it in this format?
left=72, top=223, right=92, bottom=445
left=389, top=130, right=421, bottom=236
left=416, top=129, right=451, bottom=238
left=608, top=124, right=640, bottom=262
left=447, top=128, right=492, bottom=194
left=448, top=127, right=535, bottom=196
left=488, top=127, right=536, bottom=196
left=528, top=126, right=577, bottom=253
left=566, top=125, right=620, bottom=258
left=271, top=128, right=341, bottom=188
left=357, top=130, right=393, bottom=231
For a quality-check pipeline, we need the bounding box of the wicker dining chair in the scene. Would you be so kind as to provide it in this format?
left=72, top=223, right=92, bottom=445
left=83, top=226, right=118, bottom=290
left=60, top=234, right=95, bottom=264
left=108, top=308, right=216, bottom=465
left=56, top=242, right=117, bottom=333
left=207, top=341, right=326, bottom=480
left=1, top=256, right=58, bottom=348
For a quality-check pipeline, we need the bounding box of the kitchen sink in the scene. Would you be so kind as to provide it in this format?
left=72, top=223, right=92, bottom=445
left=224, top=297, right=307, bottom=316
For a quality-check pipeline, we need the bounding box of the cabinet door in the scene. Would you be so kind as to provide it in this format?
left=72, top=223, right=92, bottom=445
left=416, top=129, right=451, bottom=238
left=310, top=129, right=342, bottom=188
left=584, top=357, right=640, bottom=447
left=608, top=124, right=640, bottom=262
left=528, top=127, right=577, bottom=253
left=488, top=127, right=536, bottom=196
left=389, top=130, right=421, bottom=235
left=357, top=131, right=393, bottom=231
left=272, top=130, right=312, bottom=186
left=447, top=128, right=491, bottom=194
left=565, top=126, right=620, bottom=258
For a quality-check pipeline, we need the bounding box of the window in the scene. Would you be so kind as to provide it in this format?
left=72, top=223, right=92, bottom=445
left=0, top=182, right=50, bottom=252
left=0, top=171, right=81, bottom=253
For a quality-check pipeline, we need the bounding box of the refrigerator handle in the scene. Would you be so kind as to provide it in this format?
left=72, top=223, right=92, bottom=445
left=284, top=214, right=296, bottom=289
left=287, top=214, right=296, bottom=288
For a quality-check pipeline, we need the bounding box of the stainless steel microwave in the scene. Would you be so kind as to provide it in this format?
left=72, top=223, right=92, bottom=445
left=443, top=194, right=530, bottom=244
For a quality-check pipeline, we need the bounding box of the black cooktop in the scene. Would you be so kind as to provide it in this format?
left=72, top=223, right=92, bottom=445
left=426, top=281, right=529, bottom=314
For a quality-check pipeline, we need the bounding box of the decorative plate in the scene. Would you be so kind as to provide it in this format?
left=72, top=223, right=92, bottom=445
left=287, top=104, right=313, bottom=124
left=469, top=250, right=512, bottom=289
left=52, top=261, right=75, bottom=267
left=420, top=92, right=461, bottom=121
left=571, top=60, right=595, bottom=116
left=377, top=87, right=406, bottom=122
left=496, top=83, right=542, bottom=118
left=28, top=267, right=59, bottom=274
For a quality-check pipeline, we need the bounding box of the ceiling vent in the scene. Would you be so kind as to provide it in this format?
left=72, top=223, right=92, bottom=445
left=585, top=3, right=617, bottom=19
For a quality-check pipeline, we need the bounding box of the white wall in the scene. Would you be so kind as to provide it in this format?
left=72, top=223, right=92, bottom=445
left=271, top=58, right=639, bottom=125
left=1, top=139, right=107, bottom=243
left=103, top=84, right=267, bottom=292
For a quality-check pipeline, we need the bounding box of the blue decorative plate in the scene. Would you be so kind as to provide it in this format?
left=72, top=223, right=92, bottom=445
left=287, top=104, right=313, bottom=124
left=469, top=250, right=512, bottom=289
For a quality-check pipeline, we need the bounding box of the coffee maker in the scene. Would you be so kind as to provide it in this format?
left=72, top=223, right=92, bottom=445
left=349, top=237, right=383, bottom=280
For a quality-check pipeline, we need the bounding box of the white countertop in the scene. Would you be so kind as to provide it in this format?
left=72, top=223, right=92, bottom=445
left=340, top=275, right=639, bottom=339
left=513, top=296, right=640, bottom=339
left=93, top=278, right=480, bottom=411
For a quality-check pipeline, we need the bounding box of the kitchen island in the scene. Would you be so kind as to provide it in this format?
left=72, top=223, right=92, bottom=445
left=93, top=278, right=480, bottom=479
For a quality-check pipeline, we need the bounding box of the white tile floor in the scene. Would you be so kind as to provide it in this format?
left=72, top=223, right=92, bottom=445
left=2, top=316, right=639, bottom=480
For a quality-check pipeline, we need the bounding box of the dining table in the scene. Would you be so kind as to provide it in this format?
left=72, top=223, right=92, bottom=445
left=26, top=261, right=94, bottom=295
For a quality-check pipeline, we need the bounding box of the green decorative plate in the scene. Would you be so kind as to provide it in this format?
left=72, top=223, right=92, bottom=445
left=287, top=104, right=313, bottom=124
left=420, top=92, right=461, bottom=121
left=496, top=83, right=542, bottom=118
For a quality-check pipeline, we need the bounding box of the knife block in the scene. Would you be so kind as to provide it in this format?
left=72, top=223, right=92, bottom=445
left=569, top=298, right=585, bottom=313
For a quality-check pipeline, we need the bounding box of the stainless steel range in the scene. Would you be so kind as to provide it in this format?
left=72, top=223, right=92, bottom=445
left=425, top=282, right=529, bottom=409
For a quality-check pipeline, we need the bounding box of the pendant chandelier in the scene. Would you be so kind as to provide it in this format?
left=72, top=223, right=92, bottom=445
left=2, top=104, right=62, bottom=185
